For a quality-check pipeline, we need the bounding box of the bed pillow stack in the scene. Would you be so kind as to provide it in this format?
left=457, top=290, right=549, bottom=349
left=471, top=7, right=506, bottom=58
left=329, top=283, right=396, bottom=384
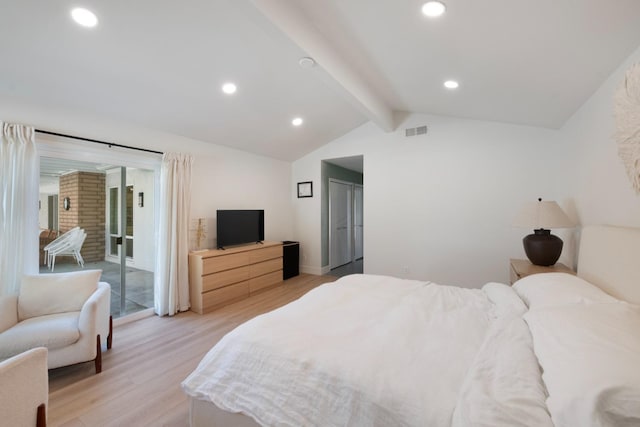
left=512, top=272, right=619, bottom=309
left=514, top=273, right=640, bottom=427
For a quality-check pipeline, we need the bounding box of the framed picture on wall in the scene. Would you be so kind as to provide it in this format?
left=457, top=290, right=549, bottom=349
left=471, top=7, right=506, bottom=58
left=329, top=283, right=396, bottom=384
left=297, top=181, right=313, bottom=198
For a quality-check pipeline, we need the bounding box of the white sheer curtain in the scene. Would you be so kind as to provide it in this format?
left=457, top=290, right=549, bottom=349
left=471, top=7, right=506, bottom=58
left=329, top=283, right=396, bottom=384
left=154, top=153, right=193, bottom=316
left=0, top=122, right=39, bottom=296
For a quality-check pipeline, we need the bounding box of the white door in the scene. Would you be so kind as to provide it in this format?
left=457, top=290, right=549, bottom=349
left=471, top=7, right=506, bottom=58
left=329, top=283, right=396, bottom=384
left=354, top=184, right=363, bottom=260
left=329, top=180, right=352, bottom=269
left=107, top=182, right=134, bottom=261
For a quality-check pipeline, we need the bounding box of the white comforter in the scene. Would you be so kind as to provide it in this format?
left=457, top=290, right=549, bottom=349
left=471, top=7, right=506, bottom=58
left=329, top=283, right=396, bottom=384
left=182, top=274, right=551, bottom=427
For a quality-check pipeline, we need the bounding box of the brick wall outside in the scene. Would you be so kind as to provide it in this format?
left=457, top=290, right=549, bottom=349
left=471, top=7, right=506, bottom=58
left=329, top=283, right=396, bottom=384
left=58, top=172, right=106, bottom=263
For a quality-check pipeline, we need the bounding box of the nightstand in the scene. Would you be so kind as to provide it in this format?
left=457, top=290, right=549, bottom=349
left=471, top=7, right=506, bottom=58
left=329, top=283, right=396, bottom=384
left=509, top=258, right=575, bottom=285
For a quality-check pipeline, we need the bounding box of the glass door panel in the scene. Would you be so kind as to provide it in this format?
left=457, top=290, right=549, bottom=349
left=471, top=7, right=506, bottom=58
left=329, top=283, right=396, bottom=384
left=126, top=185, right=134, bottom=259
left=108, top=185, right=134, bottom=260
left=39, top=156, right=156, bottom=319
left=109, top=187, right=119, bottom=256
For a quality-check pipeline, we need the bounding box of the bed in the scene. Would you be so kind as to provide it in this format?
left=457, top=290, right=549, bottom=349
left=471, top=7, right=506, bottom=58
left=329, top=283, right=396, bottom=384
left=182, top=225, right=640, bottom=426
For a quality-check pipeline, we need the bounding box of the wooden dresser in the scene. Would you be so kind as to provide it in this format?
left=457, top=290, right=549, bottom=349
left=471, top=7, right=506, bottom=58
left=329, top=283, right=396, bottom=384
left=188, top=241, right=283, bottom=314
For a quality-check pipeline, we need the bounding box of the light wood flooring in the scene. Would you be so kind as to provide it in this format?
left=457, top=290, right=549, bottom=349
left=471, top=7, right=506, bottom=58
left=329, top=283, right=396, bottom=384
left=48, top=273, right=336, bottom=427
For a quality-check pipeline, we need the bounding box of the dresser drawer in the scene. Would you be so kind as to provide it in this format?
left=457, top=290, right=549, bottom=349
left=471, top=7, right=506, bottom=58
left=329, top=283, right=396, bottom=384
left=202, top=281, right=249, bottom=313
left=203, top=265, right=250, bottom=291
left=203, top=252, right=250, bottom=274
left=249, top=258, right=282, bottom=278
left=249, top=270, right=283, bottom=294
left=189, top=242, right=285, bottom=314
left=249, top=245, right=282, bottom=263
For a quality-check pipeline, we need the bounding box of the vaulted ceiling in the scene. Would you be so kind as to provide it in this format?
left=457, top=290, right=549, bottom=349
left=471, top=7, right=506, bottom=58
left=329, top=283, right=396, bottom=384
left=1, top=0, right=640, bottom=161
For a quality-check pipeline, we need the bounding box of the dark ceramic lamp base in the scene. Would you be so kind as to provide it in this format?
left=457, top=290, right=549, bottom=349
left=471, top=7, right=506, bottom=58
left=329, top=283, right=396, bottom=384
left=523, top=229, right=563, bottom=266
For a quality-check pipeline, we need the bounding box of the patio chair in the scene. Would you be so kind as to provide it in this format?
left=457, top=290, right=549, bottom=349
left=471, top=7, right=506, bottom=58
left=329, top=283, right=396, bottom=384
left=39, top=229, right=58, bottom=266
left=43, top=227, right=79, bottom=268
left=46, top=227, right=86, bottom=271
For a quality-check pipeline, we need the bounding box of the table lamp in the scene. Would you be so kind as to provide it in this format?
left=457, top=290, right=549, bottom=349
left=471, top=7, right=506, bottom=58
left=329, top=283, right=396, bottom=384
left=513, top=198, right=575, bottom=266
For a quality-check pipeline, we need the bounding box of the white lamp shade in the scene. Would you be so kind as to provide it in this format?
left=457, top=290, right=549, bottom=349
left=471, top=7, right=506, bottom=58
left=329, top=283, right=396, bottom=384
left=513, top=200, right=575, bottom=229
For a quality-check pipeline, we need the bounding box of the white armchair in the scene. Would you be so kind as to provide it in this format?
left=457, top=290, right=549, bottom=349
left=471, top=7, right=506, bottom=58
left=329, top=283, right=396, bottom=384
left=0, top=347, right=48, bottom=427
left=0, top=270, right=112, bottom=374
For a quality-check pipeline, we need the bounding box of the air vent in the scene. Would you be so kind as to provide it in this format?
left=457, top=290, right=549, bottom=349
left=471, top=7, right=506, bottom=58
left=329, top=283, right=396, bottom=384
left=405, top=125, right=428, bottom=137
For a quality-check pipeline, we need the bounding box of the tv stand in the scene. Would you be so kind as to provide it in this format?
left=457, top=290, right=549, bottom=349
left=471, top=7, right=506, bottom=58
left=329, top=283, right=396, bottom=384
left=189, top=241, right=283, bottom=314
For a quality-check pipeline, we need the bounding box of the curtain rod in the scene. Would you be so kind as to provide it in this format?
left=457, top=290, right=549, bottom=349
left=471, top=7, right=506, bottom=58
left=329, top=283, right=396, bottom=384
left=35, top=129, right=164, bottom=155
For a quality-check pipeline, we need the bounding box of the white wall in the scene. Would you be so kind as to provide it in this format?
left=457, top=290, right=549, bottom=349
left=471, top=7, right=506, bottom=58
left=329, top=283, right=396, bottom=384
left=558, top=44, right=640, bottom=268
left=131, top=168, right=155, bottom=268
left=7, top=41, right=640, bottom=286
left=293, top=43, right=640, bottom=286
left=189, top=143, right=294, bottom=249
left=38, top=193, right=49, bottom=229
left=0, top=100, right=294, bottom=257
left=293, top=114, right=562, bottom=286
left=38, top=178, right=59, bottom=229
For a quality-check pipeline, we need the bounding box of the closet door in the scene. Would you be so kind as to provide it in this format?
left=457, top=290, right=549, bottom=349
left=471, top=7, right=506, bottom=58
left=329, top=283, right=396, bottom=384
left=354, top=184, right=363, bottom=260
left=329, top=180, right=352, bottom=269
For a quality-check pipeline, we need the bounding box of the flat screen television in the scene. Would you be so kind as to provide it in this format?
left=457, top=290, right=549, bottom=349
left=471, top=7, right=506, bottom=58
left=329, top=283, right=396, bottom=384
left=216, top=209, right=264, bottom=249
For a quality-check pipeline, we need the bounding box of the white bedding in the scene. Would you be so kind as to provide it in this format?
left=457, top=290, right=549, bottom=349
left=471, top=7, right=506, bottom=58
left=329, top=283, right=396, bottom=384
left=514, top=272, right=640, bottom=427
left=525, top=302, right=640, bottom=427
left=451, top=284, right=553, bottom=427
left=182, top=274, right=551, bottom=426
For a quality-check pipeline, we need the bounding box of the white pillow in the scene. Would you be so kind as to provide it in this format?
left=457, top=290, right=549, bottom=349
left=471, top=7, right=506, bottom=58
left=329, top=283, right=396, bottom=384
left=524, top=302, right=640, bottom=426
left=18, top=270, right=101, bottom=320
left=482, top=282, right=528, bottom=317
left=513, top=272, right=618, bottom=309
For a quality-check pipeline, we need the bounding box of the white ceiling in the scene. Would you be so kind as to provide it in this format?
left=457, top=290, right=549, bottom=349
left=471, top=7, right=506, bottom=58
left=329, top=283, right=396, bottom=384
left=2, top=1, right=640, bottom=161
left=40, top=157, right=111, bottom=178
left=325, top=156, right=363, bottom=174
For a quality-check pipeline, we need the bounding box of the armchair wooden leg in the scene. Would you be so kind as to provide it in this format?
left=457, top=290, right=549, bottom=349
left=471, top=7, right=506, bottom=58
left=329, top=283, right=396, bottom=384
left=107, top=315, right=113, bottom=349
left=95, top=334, right=102, bottom=374
left=37, top=403, right=46, bottom=427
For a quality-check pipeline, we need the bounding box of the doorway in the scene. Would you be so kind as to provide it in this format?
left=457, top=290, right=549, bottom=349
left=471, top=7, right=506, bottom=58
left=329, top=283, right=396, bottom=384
left=354, top=184, right=363, bottom=260
left=38, top=142, right=159, bottom=319
left=329, top=179, right=352, bottom=269
left=322, top=156, right=364, bottom=277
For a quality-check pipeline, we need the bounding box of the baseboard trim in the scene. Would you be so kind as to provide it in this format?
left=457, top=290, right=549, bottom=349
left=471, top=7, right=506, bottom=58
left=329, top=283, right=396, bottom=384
left=113, top=307, right=155, bottom=327
left=300, top=265, right=332, bottom=276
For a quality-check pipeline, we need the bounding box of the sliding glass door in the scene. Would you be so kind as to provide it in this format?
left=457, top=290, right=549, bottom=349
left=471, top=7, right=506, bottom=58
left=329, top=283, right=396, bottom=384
left=105, top=167, right=155, bottom=316
left=38, top=135, right=160, bottom=319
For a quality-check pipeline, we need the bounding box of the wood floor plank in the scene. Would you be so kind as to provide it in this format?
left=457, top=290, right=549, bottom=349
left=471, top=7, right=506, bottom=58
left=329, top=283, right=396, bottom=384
left=48, top=274, right=336, bottom=427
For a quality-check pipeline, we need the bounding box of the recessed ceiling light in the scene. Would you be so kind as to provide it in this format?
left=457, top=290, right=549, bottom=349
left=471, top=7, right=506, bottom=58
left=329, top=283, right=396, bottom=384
left=444, top=80, right=459, bottom=89
left=422, top=1, right=446, bottom=17
left=292, top=117, right=303, bottom=126
left=71, top=8, right=98, bottom=28
left=299, top=57, right=316, bottom=68
left=222, top=83, right=237, bottom=95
